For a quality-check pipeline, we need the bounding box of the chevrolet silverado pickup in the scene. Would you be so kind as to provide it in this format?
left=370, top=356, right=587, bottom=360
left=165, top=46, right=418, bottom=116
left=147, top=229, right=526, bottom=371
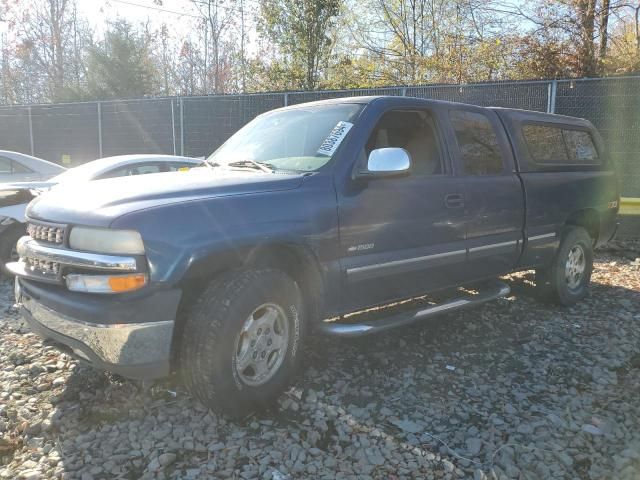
left=9, top=96, right=619, bottom=416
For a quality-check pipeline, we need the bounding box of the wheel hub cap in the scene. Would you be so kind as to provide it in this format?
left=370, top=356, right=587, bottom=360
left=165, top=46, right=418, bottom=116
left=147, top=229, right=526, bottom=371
left=234, top=303, right=289, bottom=386
left=565, top=245, right=586, bottom=289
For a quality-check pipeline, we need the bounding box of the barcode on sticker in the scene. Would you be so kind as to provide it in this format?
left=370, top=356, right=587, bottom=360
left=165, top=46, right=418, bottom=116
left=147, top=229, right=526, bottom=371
left=317, top=121, right=353, bottom=156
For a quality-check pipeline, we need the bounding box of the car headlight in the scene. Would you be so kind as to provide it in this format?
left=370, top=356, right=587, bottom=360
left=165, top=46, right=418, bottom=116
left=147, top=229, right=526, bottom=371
left=69, top=227, right=145, bottom=255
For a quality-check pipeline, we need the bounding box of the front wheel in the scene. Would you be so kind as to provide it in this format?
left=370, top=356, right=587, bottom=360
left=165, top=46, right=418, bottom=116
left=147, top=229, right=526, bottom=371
left=536, top=226, right=593, bottom=306
left=180, top=269, right=305, bottom=417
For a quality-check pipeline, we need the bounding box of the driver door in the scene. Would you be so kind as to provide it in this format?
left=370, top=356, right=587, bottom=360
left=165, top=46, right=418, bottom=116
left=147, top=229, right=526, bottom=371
left=337, top=108, right=467, bottom=311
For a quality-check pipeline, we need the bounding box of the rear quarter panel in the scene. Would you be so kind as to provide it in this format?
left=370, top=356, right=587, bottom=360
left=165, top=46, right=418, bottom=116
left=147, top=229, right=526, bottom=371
left=518, top=170, right=617, bottom=267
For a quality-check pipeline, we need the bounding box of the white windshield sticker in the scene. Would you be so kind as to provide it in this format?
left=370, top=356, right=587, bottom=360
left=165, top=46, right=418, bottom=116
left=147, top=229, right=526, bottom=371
left=317, top=121, right=353, bottom=156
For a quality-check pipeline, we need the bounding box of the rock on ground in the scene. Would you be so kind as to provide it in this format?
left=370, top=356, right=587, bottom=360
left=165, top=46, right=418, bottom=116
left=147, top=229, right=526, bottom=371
left=0, top=241, right=639, bottom=479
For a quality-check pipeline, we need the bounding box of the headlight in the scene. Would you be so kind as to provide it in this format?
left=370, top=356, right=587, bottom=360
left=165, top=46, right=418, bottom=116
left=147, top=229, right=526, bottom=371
left=69, top=227, right=145, bottom=255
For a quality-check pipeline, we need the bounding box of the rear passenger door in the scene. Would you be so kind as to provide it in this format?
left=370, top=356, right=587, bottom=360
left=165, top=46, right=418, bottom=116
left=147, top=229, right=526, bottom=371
left=447, top=107, right=524, bottom=278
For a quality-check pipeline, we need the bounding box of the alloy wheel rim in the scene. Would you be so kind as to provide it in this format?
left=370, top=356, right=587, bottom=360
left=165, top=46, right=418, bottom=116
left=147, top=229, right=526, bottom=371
left=565, top=244, right=586, bottom=290
left=234, top=303, right=289, bottom=386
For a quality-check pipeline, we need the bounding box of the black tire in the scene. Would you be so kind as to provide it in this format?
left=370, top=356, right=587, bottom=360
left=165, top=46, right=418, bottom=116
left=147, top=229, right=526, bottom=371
left=535, top=226, right=593, bottom=306
left=0, top=224, right=25, bottom=277
left=180, top=268, right=305, bottom=417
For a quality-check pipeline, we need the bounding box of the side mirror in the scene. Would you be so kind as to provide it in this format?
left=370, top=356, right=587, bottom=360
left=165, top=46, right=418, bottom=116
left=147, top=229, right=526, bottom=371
left=361, top=148, right=411, bottom=178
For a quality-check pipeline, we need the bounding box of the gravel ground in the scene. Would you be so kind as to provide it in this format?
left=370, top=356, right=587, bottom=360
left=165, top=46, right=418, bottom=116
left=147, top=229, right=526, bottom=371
left=1, top=242, right=639, bottom=480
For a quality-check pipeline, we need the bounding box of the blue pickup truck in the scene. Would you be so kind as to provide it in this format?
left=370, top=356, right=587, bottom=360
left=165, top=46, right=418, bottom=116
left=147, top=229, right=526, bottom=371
left=9, top=96, right=618, bottom=416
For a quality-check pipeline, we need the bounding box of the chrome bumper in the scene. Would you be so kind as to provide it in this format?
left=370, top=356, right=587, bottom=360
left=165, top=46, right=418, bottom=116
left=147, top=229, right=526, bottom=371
left=16, top=278, right=173, bottom=379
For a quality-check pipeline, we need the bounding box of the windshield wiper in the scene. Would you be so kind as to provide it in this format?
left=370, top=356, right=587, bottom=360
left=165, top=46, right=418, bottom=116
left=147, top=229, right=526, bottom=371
left=227, top=159, right=274, bottom=173
left=203, top=159, right=221, bottom=169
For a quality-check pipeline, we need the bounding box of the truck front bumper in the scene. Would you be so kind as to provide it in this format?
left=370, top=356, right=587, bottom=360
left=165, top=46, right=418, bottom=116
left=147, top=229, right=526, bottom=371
left=15, top=277, right=180, bottom=379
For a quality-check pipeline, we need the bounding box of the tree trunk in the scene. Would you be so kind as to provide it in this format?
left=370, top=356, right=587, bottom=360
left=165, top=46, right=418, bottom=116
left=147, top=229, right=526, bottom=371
left=50, top=0, right=67, bottom=100
left=636, top=4, right=640, bottom=53
left=576, top=0, right=597, bottom=77
left=598, top=0, right=610, bottom=61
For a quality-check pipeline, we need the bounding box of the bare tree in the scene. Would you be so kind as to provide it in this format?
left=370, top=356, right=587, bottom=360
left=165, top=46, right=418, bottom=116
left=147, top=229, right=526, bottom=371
left=191, top=0, right=237, bottom=94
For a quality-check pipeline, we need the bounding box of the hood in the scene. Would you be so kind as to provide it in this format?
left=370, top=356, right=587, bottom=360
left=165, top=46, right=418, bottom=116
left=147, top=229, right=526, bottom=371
left=26, top=168, right=307, bottom=226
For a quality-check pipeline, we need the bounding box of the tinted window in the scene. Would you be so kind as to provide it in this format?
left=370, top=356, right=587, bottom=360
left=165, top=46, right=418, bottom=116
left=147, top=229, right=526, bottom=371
left=450, top=110, right=504, bottom=175
left=366, top=110, right=442, bottom=175
left=522, top=125, right=568, bottom=163
left=523, top=124, right=600, bottom=164
left=0, top=157, right=12, bottom=174
left=564, top=130, right=599, bottom=162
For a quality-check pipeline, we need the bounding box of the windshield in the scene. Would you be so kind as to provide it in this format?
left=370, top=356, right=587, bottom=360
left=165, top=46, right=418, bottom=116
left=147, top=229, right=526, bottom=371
left=207, top=103, right=363, bottom=172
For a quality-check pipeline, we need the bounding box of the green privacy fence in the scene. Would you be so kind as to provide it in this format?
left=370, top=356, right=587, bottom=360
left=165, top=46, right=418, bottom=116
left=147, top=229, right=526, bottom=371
left=0, top=76, right=638, bottom=196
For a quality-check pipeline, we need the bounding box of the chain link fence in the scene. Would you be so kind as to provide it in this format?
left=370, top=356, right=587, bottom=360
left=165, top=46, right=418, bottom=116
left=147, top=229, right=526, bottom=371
left=0, top=77, right=638, bottom=196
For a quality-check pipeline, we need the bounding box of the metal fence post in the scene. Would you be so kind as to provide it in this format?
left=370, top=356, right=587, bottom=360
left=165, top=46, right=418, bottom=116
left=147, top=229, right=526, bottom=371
left=97, top=102, right=103, bottom=158
left=179, top=97, right=184, bottom=156
left=28, top=106, right=34, bottom=156
left=401, top=87, right=407, bottom=96
left=284, top=92, right=288, bottom=107
left=548, top=80, right=558, bottom=114
left=170, top=99, right=177, bottom=155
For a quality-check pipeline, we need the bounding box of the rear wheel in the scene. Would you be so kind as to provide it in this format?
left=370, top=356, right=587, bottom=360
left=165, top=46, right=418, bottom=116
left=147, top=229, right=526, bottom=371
left=536, top=227, right=593, bottom=306
left=0, top=224, right=25, bottom=277
left=180, top=269, right=305, bottom=417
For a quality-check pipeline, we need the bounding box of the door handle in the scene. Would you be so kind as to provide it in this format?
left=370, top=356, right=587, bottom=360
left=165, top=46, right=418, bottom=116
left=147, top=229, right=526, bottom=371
left=444, top=193, right=464, bottom=208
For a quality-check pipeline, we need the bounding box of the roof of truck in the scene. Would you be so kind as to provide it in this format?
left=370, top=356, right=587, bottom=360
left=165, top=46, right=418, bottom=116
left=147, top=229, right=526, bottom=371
left=274, top=95, right=592, bottom=125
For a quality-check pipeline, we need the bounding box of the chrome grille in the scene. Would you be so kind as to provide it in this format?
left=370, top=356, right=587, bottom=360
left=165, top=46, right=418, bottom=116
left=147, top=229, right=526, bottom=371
left=27, top=222, right=66, bottom=244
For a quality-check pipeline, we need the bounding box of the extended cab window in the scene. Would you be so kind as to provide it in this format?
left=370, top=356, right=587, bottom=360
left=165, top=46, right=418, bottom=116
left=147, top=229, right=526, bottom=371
left=449, top=110, right=504, bottom=175
left=365, top=110, right=442, bottom=175
left=523, top=124, right=600, bottom=164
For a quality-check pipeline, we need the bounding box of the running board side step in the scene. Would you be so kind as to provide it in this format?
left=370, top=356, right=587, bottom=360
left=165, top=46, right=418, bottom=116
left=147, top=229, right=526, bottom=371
left=317, top=280, right=510, bottom=337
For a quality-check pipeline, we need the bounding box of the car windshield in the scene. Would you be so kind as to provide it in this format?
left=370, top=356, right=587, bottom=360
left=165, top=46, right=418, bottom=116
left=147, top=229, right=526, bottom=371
left=206, top=103, right=363, bottom=172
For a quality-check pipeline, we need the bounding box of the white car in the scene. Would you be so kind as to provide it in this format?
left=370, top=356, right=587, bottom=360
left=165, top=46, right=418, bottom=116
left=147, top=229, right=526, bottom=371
left=0, top=150, right=67, bottom=183
left=0, top=154, right=202, bottom=273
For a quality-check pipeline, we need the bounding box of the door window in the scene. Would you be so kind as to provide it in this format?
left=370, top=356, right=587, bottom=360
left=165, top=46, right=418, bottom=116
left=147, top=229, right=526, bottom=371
left=98, top=163, right=163, bottom=179
left=11, top=160, right=33, bottom=173
left=449, top=110, right=504, bottom=175
left=365, top=110, right=442, bottom=175
left=167, top=162, right=195, bottom=171
left=134, top=164, right=163, bottom=175
left=0, top=157, right=13, bottom=174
